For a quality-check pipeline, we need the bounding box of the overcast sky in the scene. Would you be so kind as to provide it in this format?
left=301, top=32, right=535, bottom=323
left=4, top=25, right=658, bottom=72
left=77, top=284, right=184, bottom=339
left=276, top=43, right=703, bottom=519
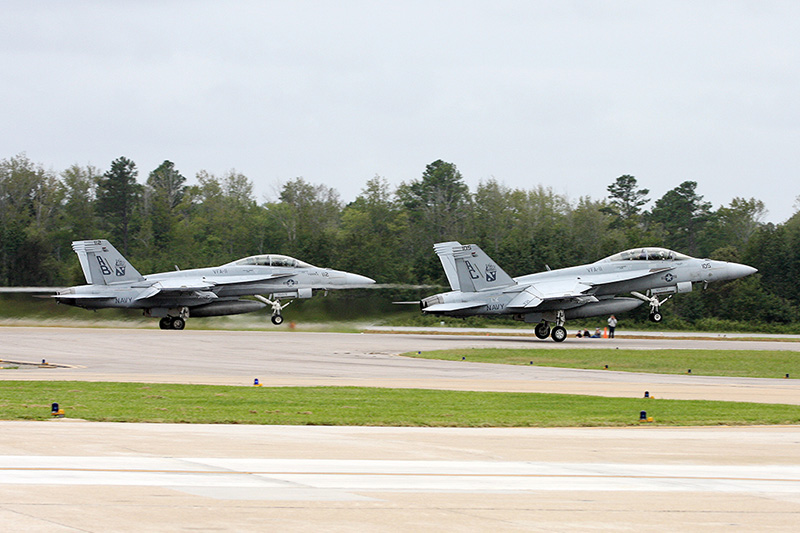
left=2, top=1, right=798, bottom=222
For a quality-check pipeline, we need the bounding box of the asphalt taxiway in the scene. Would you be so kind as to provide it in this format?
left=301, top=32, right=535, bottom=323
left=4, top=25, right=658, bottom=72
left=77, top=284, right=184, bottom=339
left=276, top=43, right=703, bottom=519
left=2, top=326, right=800, bottom=531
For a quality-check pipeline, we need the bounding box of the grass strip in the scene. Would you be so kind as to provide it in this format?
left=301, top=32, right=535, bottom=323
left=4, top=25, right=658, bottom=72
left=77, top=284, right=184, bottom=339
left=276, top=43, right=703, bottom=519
left=2, top=381, right=799, bottom=427
left=402, top=348, right=800, bottom=379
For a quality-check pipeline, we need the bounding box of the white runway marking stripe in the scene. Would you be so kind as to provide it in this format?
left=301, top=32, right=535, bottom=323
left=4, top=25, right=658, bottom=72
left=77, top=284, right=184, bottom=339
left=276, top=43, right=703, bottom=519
left=2, top=457, right=800, bottom=495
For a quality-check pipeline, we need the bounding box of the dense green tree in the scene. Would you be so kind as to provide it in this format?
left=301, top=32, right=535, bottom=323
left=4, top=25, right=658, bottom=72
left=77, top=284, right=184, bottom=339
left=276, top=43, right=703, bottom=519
left=472, top=179, right=516, bottom=257
left=647, top=181, right=712, bottom=256
left=96, top=157, right=141, bottom=255
left=60, top=164, right=99, bottom=238
left=602, top=174, right=650, bottom=228
left=139, top=160, right=188, bottom=261
left=704, top=197, right=766, bottom=252
left=271, top=177, right=342, bottom=263
left=396, top=160, right=472, bottom=282
left=0, top=154, right=64, bottom=285
left=338, top=176, right=409, bottom=281
left=398, top=160, right=471, bottom=241
left=185, top=170, right=260, bottom=264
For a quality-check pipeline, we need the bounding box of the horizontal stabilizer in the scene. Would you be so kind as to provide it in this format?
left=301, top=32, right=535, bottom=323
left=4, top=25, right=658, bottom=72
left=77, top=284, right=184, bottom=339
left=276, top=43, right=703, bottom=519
left=422, top=301, right=487, bottom=313
left=53, top=292, right=113, bottom=300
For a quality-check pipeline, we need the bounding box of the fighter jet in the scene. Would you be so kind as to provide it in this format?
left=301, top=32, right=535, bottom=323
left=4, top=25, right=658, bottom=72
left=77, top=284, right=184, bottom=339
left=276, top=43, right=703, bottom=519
left=54, top=239, right=375, bottom=329
left=420, top=242, right=757, bottom=342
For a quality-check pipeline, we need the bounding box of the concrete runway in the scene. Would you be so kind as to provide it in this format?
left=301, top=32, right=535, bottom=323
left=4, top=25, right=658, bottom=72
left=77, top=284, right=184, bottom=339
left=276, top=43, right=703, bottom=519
left=2, top=326, right=800, bottom=531
left=2, top=326, right=800, bottom=403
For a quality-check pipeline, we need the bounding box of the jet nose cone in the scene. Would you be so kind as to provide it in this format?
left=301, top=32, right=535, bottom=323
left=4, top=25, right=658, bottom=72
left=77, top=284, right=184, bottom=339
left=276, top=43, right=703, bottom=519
left=727, top=263, right=758, bottom=280
left=345, top=273, right=376, bottom=286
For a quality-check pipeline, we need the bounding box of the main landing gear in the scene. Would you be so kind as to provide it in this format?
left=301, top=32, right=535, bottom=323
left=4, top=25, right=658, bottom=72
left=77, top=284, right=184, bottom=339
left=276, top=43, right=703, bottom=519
left=158, top=307, right=189, bottom=330
left=159, top=316, right=185, bottom=330
left=534, top=310, right=567, bottom=342
left=254, top=295, right=292, bottom=325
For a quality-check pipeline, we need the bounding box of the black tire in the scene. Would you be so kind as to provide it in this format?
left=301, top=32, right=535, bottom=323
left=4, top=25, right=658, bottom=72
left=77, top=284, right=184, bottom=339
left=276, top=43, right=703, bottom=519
left=551, top=325, right=567, bottom=342
left=271, top=315, right=284, bottom=325
left=171, top=317, right=186, bottom=330
left=159, top=317, right=171, bottom=330
left=650, top=312, right=663, bottom=323
left=534, top=322, right=550, bottom=339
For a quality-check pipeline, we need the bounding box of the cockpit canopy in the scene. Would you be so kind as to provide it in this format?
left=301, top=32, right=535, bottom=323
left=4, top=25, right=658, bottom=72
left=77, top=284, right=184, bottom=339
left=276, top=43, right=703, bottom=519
left=600, top=247, right=691, bottom=263
left=227, top=254, right=313, bottom=268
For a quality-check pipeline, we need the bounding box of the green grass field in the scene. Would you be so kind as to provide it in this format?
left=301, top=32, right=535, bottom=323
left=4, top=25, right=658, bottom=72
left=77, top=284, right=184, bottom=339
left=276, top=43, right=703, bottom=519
left=2, top=381, right=799, bottom=427
left=402, top=348, right=799, bottom=379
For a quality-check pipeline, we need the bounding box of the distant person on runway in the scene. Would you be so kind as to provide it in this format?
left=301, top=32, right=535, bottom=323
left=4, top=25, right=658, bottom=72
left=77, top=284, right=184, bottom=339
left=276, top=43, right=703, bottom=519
left=607, top=315, right=618, bottom=338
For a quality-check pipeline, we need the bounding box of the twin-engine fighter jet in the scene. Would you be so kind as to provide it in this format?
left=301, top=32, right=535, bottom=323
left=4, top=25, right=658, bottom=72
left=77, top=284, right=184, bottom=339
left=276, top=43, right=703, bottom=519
left=421, top=242, right=757, bottom=342
left=55, top=239, right=375, bottom=329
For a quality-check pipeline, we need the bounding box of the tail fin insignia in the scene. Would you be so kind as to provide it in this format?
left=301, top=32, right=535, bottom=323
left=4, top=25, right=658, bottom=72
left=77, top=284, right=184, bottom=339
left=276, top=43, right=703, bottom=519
left=434, top=242, right=515, bottom=293
left=71, top=240, right=144, bottom=285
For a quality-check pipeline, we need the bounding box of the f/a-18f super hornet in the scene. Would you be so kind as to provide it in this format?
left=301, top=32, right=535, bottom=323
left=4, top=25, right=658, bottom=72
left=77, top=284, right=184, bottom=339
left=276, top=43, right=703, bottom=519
left=420, top=242, right=757, bottom=342
left=54, top=240, right=375, bottom=329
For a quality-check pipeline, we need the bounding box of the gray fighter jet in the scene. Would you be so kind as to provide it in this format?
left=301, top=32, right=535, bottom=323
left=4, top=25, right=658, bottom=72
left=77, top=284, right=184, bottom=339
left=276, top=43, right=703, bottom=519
left=55, top=239, right=375, bottom=329
left=420, top=242, right=757, bottom=342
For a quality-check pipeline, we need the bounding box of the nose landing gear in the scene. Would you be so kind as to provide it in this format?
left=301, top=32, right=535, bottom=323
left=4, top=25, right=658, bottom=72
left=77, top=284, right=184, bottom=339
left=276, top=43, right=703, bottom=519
left=632, top=291, right=671, bottom=323
left=255, top=295, right=292, bottom=326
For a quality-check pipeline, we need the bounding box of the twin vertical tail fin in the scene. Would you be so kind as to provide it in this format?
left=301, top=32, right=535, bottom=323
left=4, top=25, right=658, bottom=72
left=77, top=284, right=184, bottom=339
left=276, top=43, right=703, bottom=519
left=433, top=241, right=462, bottom=290
left=71, top=240, right=144, bottom=285
left=433, top=242, right=515, bottom=292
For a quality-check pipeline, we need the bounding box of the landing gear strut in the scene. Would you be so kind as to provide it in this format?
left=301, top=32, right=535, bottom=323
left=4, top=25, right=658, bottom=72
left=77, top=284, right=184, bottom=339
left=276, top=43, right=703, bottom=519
left=255, top=295, right=292, bottom=326
left=550, top=310, right=567, bottom=342
left=632, top=291, right=671, bottom=323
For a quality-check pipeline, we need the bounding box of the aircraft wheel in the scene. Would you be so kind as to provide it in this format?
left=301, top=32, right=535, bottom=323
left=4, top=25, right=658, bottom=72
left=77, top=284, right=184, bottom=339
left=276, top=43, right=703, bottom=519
left=534, top=322, right=550, bottom=339
left=159, top=317, right=171, bottom=330
left=171, top=317, right=186, bottom=330
left=551, top=325, right=567, bottom=342
left=271, top=315, right=284, bottom=325
left=650, top=311, right=663, bottom=323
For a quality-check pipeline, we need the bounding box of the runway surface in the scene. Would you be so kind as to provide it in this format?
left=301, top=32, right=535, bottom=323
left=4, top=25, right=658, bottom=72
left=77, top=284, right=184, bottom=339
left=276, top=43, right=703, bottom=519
left=2, top=326, right=800, bottom=403
left=2, top=326, right=800, bottom=531
left=2, top=422, right=800, bottom=532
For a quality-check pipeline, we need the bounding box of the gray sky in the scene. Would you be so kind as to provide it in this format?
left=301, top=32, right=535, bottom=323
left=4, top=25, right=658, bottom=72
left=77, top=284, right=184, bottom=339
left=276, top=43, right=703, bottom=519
left=2, top=1, right=798, bottom=222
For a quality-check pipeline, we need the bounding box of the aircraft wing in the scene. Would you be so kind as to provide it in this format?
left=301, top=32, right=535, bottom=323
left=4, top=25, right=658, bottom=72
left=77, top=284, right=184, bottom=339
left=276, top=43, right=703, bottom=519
left=507, top=279, right=595, bottom=309
left=133, top=273, right=292, bottom=300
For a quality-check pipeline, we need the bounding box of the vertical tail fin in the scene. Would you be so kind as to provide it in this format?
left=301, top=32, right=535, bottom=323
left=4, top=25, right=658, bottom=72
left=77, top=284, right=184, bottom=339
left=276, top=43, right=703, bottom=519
left=71, top=240, right=144, bottom=285
left=433, top=241, right=463, bottom=290
left=450, top=243, right=515, bottom=292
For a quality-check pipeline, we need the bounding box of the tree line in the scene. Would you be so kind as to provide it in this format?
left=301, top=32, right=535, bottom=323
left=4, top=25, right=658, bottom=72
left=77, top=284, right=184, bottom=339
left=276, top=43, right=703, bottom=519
left=2, top=153, right=799, bottom=326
